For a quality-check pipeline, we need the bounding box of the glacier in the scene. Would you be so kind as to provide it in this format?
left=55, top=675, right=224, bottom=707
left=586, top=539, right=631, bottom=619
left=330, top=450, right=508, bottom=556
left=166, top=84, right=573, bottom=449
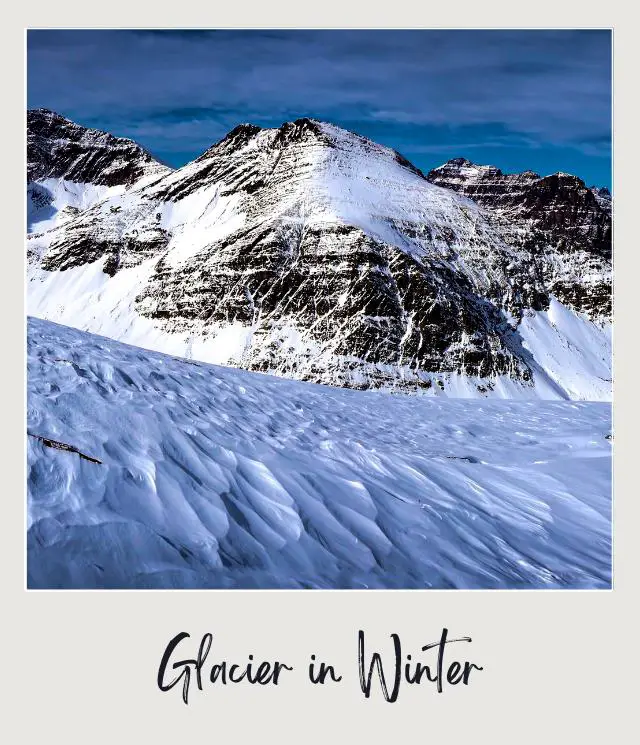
left=27, top=317, right=611, bottom=589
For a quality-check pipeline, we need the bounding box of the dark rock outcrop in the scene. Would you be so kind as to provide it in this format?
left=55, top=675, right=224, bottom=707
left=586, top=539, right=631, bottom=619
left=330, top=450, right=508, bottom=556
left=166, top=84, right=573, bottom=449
left=27, top=108, right=168, bottom=186
left=427, top=159, right=612, bottom=317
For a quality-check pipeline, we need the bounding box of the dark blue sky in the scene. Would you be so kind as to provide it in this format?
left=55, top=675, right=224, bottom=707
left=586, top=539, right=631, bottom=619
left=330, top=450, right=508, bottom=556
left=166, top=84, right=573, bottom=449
left=27, top=30, right=612, bottom=188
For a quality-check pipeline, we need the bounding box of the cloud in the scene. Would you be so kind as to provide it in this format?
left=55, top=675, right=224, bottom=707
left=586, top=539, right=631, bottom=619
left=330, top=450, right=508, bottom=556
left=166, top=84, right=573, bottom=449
left=27, top=30, right=611, bottom=183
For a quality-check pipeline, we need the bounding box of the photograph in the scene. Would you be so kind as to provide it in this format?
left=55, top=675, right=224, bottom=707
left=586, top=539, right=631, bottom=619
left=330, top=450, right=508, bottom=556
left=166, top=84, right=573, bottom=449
left=26, top=29, right=612, bottom=590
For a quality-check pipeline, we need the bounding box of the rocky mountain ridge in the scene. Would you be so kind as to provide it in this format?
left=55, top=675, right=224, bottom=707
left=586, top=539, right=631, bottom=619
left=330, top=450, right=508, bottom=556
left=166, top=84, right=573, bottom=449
left=27, top=108, right=169, bottom=186
left=427, top=158, right=611, bottom=317
left=26, top=112, right=612, bottom=398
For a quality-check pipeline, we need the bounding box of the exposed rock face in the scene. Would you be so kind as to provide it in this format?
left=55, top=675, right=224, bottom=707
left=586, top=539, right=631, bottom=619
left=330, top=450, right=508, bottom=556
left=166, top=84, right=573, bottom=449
left=27, top=108, right=168, bottom=186
left=27, top=114, right=612, bottom=396
left=427, top=159, right=611, bottom=318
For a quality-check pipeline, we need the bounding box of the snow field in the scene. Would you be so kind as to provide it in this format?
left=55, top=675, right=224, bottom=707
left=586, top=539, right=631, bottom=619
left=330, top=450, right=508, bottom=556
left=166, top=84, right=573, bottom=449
left=27, top=317, right=611, bottom=589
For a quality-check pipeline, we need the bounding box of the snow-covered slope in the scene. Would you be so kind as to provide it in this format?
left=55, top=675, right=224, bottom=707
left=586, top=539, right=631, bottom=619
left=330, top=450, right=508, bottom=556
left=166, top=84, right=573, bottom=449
left=27, top=318, right=611, bottom=589
left=518, top=298, right=612, bottom=401
left=27, top=114, right=612, bottom=398
left=27, top=259, right=611, bottom=400
left=27, top=109, right=171, bottom=247
left=28, top=178, right=124, bottom=235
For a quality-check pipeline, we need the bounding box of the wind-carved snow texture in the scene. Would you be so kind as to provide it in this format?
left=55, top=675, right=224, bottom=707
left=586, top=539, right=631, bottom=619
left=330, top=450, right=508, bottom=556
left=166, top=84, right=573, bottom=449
left=27, top=112, right=612, bottom=398
left=27, top=318, right=612, bottom=589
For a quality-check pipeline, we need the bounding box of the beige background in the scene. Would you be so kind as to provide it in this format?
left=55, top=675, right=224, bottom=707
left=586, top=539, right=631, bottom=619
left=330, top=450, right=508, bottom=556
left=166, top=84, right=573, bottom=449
left=3, top=4, right=636, bottom=742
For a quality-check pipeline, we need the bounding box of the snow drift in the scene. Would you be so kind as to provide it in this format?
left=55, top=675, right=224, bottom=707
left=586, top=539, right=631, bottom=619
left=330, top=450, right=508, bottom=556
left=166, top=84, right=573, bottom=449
left=27, top=317, right=612, bottom=589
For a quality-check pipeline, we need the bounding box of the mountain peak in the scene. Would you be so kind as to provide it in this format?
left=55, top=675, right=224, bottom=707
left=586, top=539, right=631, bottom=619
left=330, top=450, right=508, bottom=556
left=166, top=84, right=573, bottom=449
left=29, top=107, right=70, bottom=121
left=446, top=157, right=476, bottom=167
left=547, top=171, right=584, bottom=185
left=193, top=117, right=428, bottom=182
left=282, top=116, right=323, bottom=132
left=428, top=158, right=505, bottom=181
left=430, top=159, right=547, bottom=183
left=590, top=185, right=612, bottom=213
left=197, top=123, right=264, bottom=160
left=427, top=158, right=599, bottom=200
left=27, top=108, right=168, bottom=186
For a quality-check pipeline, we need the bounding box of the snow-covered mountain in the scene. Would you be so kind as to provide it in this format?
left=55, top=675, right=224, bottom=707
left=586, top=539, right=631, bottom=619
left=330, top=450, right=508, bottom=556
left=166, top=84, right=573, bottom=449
left=27, top=317, right=612, bottom=589
left=27, top=109, right=170, bottom=238
left=27, top=112, right=612, bottom=399
left=426, top=158, right=611, bottom=319
left=28, top=108, right=168, bottom=186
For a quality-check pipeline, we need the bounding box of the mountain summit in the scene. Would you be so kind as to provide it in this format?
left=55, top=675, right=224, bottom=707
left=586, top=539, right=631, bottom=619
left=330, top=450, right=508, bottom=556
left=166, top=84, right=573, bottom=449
left=427, top=157, right=611, bottom=318
left=27, top=112, right=611, bottom=399
left=27, top=108, right=168, bottom=186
